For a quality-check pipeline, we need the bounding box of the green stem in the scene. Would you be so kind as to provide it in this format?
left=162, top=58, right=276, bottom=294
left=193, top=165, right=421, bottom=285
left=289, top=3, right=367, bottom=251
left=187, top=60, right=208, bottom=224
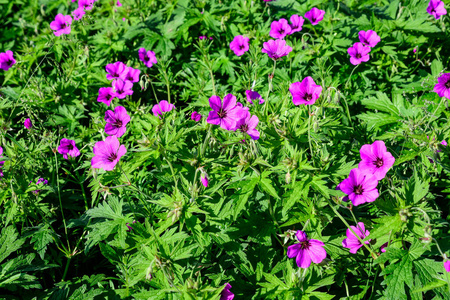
left=344, top=65, right=359, bottom=89
left=62, top=256, right=71, bottom=281
left=165, top=155, right=178, bottom=190
left=307, top=106, right=313, bottom=161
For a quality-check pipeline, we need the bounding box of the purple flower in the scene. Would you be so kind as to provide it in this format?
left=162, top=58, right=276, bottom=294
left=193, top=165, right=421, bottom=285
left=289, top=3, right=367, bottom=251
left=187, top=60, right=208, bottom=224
left=229, top=35, right=250, bottom=57
left=58, top=138, right=80, bottom=159
left=0, top=51, right=16, bottom=71
left=245, top=90, right=265, bottom=105
left=220, top=283, right=234, bottom=300
left=138, top=48, right=157, bottom=68
left=72, top=7, right=85, bottom=21
left=434, top=73, right=450, bottom=99
left=104, top=106, right=130, bottom=138
left=235, top=111, right=260, bottom=140
left=152, top=100, right=175, bottom=118
left=117, top=0, right=122, bottom=6
left=289, top=15, right=304, bottom=34
left=113, top=79, right=133, bottom=99
left=287, top=230, right=327, bottom=268
left=427, top=0, right=447, bottom=19
left=358, top=30, right=380, bottom=48
left=24, top=118, right=32, bottom=130
left=0, top=146, right=4, bottom=169
left=269, top=19, right=292, bottom=39
left=348, top=42, right=371, bottom=65
left=342, top=222, right=371, bottom=254
left=338, top=168, right=379, bottom=206
left=444, top=261, right=450, bottom=272
left=91, top=136, right=127, bottom=171
left=261, top=39, right=292, bottom=60
left=289, top=76, right=322, bottom=106
left=105, top=61, right=127, bottom=81
left=207, top=94, right=245, bottom=131
left=380, top=242, right=388, bottom=253
left=78, top=0, right=93, bottom=10
left=358, top=141, right=395, bottom=180
left=50, top=14, right=72, bottom=36
left=97, top=87, right=117, bottom=106
left=200, top=174, right=208, bottom=187
left=304, top=7, right=325, bottom=26
left=124, top=67, right=141, bottom=83
left=191, top=111, right=202, bottom=122
left=32, top=178, right=49, bottom=194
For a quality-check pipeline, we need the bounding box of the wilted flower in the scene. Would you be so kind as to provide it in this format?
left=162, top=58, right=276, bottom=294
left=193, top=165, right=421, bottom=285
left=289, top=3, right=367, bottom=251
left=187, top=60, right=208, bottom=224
left=113, top=79, right=133, bottom=99
left=138, top=48, right=157, bottom=68
left=304, top=7, right=325, bottom=25
left=229, top=35, right=250, bottom=56
left=78, top=0, right=94, bottom=10
left=338, top=168, right=379, bottom=206
left=152, top=100, right=175, bottom=118
left=58, top=138, right=80, bottom=159
left=124, top=67, right=141, bottom=83
left=207, top=94, right=246, bottom=131
left=245, top=90, right=265, bottom=105
left=342, top=222, right=371, bottom=254
left=289, top=15, right=304, bottom=34
left=287, top=230, right=327, bottom=268
left=358, top=30, right=380, bottom=48
left=0, top=51, right=16, bottom=71
left=261, top=39, right=292, bottom=60
left=50, top=14, right=72, bottom=36
left=235, top=111, right=260, bottom=140
left=289, top=76, right=322, bottom=106
left=105, top=106, right=130, bottom=138
left=91, top=136, right=127, bottom=171
left=347, top=42, right=371, bottom=65
left=97, top=87, right=116, bottom=106
left=191, top=111, right=202, bottom=122
left=220, top=283, right=234, bottom=300
left=269, top=19, right=291, bottom=39
left=24, top=118, right=32, bottom=130
left=434, top=73, right=450, bottom=99
left=106, top=61, right=127, bottom=81
left=427, top=0, right=447, bottom=19
left=358, top=141, right=395, bottom=180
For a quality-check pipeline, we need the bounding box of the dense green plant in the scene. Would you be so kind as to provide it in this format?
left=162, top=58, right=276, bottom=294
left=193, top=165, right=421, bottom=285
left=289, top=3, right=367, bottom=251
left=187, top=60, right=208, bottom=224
left=1, top=0, right=450, bottom=299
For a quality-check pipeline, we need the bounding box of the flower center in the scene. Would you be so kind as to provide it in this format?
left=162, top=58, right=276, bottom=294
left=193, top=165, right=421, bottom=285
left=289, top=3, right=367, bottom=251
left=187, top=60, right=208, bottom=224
left=218, top=108, right=227, bottom=119
left=445, top=80, right=450, bottom=89
left=240, top=124, right=249, bottom=133
left=278, top=29, right=285, bottom=35
left=374, top=157, right=383, bottom=168
left=353, top=184, right=364, bottom=195
left=356, top=53, right=362, bottom=59
left=114, top=119, right=123, bottom=128
left=108, top=152, right=118, bottom=162
left=305, top=93, right=313, bottom=101
left=67, top=144, right=74, bottom=150
left=300, top=241, right=310, bottom=250
left=61, top=23, right=67, bottom=29
left=106, top=94, right=112, bottom=100
left=7, top=60, right=13, bottom=66
left=144, top=56, right=150, bottom=62
left=239, top=45, right=245, bottom=50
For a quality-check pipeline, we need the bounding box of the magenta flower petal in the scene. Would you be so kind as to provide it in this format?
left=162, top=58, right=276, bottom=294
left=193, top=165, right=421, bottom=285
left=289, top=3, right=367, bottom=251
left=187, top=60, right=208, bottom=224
left=288, top=230, right=326, bottom=269
left=289, top=15, right=304, bottom=34
left=229, top=35, right=250, bottom=56
left=50, top=14, right=72, bottom=36
left=91, top=136, right=126, bottom=171
left=427, top=0, right=447, bottom=19
left=104, top=106, right=130, bottom=138
left=58, top=138, right=80, bottom=159
left=235, top=112, right=260, bottom=140
left=289, top=76, right=322, bottom=106
left=24, top=118, right=32, bottom=130
left=97, top=87, right=117, bottom=106
left=245, top=90, right=265, bottom=104
left=261, top=39, right=292, bottom=60
left=338, top=168, right=379, bottom=206
left=0, top=50, right=16, bottom=71
left=342, top=222, right=371, bottom=254
left=138, top=48, right=157, bottom=68
left=206, top=94, right=246, bottom=131
left=444, top=261, right=450, bottom=272
left=124, top=67, right=141, bottom=83
left=269, top=18, right=292, bottom=39
left=348, top=42, right=371, bottom=65
left=106, top=62, right=128, bottom=81
left=358, top=30, right=380, bottom=48
left=358, top=140, right=395, bottom=180
left=191, top=111, right=202, bottom=121
left=152, top=100, right=175, bottom=118
left=434, top=73, right=450, bottom=99
left=304, top=7, right=325, bottom=25
left=220, top=283, right=234, bottom=300
left=113, top=79, right=134, bottom=99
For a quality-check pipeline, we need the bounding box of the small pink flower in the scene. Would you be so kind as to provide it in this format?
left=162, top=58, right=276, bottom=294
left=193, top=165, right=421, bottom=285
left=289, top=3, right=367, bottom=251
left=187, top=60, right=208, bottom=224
left=289, top=15, right=304, bottom=34
left=342, top=222, right=371, bottom=254
left=287, top=230, right=327, bottom=268
left=201, top=174, right=208, bottom=187
left=152, top=100, right=175, bottom=118
left=72, top=7, right=85, bottom=21
left=50, top=14, right=72, bottom=36
left=113, top=79, right=134, bottom=99
left=91, top=136, right=127, bottom=171
left=138, top=48, right=157, bottom=68
left=191, top=111, right=202, bottom=122
left=117, top=0, right=122, bottom=7
left=347, top=42, right=371, bottom=65
left=78, top=0, right=94, bottom=10
left=97, top=87, right=117, bottom=106
left=358, top=30, right=380, bottom=48
left=304, top=7, right=325, bottom=26
left=0, top=50, right=16, bottom=71
left=427, top=0, right=447, bottom=19
left=261, top=39, right=292, bottom=60
left=444, top=260, right=450, bottom=272
left=434, top=73, right=450, bottom=99
left=269, top=19, right=291, bottom=39
left=24, top=118, right=32, bottom=130
left=105, top=61, right=127, bottom=81
left=58, top=138, right=80, bottom=159
left=229, top=35, right=250, bottom=57
left=245, top=90, right=264, bottom=105
left=358, top=141, right=395, bottom=180
left=104, top=106, right=130, bottom=138
left=289, top=76, right=322, bottom=106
